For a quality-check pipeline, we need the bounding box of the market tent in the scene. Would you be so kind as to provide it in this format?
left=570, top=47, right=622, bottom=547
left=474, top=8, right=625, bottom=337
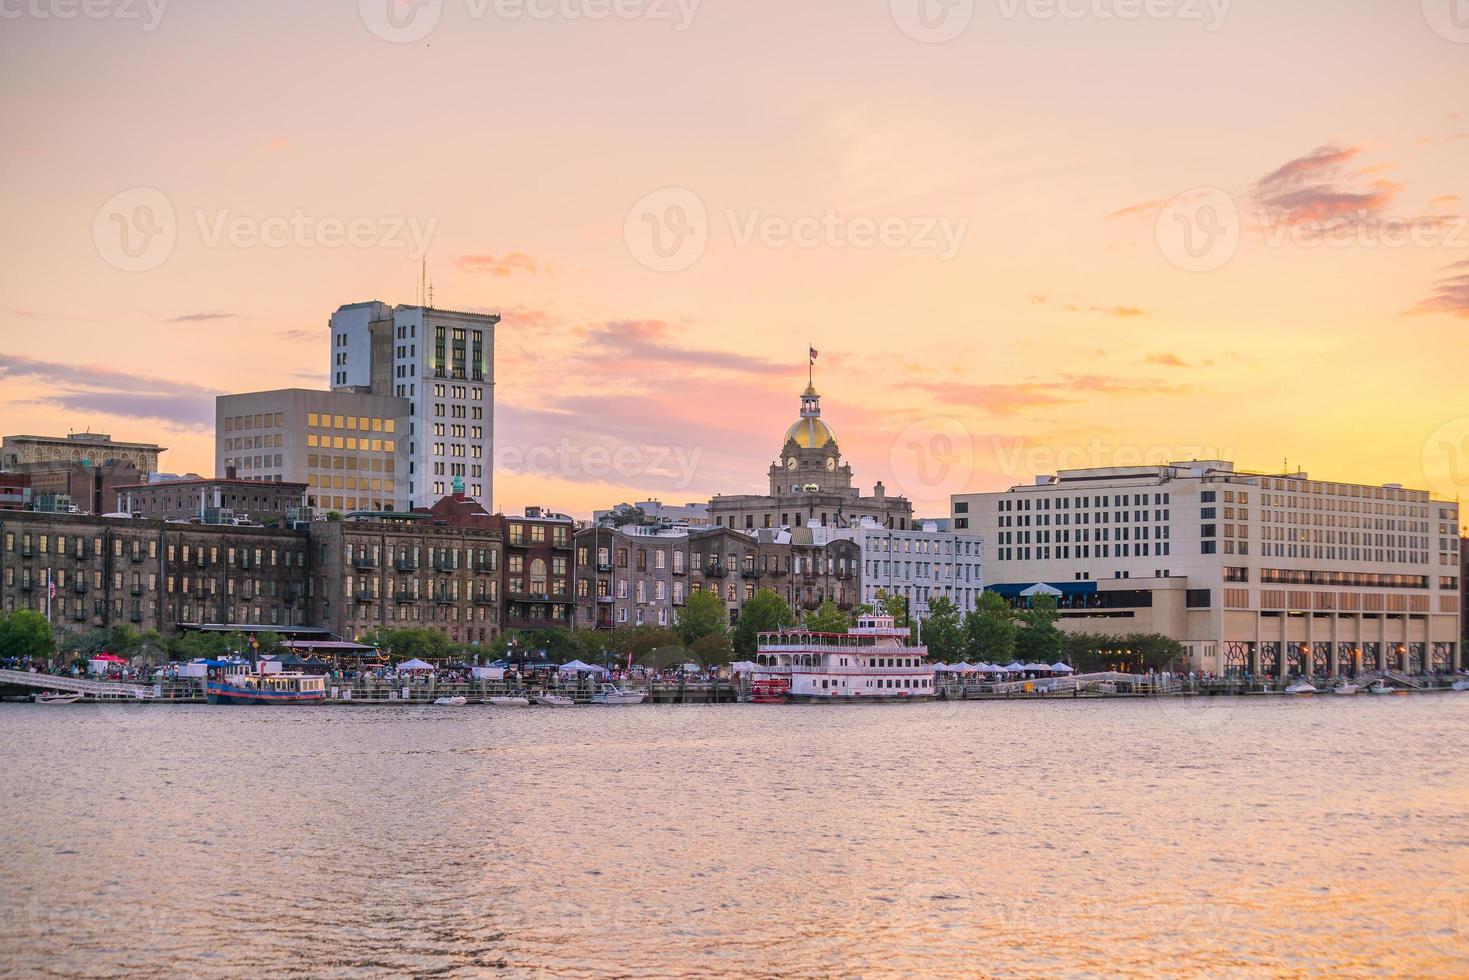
left=980, top=663, right=1006, bottom=674
left=558, top=660, right=609, bottom=675
left=91, top=653, right=128, bottom=663
left=1050, top=662, right=1076, bottom=673
left=730, top=661, right=758, bottom=672
left=1020, top=583, right=1064, bottom=597
left=1003, top=662, right=1026, bottom=672
left=397, top=658, right=436, bottom=672
left=1023, top=662, right=1051, bottom=672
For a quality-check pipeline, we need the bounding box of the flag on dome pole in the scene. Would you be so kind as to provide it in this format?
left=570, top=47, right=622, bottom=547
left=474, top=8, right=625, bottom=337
left=809, top=346, right=818, bottom=363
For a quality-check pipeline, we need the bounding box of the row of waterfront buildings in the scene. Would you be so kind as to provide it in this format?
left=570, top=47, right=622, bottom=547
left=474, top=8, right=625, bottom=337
left=0, top=298, right=1462, bottom=674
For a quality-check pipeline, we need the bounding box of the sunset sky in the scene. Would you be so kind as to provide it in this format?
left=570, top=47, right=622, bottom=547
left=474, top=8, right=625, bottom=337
left=1, top=2, right=1466, bottom=522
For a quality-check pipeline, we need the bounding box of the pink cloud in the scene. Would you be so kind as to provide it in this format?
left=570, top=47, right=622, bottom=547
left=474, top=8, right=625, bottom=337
left=1406, top=260, right=1469, bottom=320
left=1252, top=144, right=1401, bottom=226
left=453, top=252, right=542, bottom=277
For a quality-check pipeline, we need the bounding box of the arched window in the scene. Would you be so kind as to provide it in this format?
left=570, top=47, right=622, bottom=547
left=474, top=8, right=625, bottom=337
left=529, top=558, right=547, bottom=594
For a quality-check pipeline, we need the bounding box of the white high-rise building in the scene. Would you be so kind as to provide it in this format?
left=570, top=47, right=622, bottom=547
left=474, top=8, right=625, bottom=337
left=813, top=518, right=985, bottom=618
left=951, top=460, right=1461, bottom=677
left=329, top=302, right=499, bottom=511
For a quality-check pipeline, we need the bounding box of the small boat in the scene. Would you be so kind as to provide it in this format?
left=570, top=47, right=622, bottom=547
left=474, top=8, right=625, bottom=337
left=1452, top=679, right=1469, bottom=692
left=1284, top=681, right=1318, bottom=695
left=533, top=695, right=576, bottom=708
left=1369, top=681, right=1395, bottom=695
left=589, top=684, right=646, bottom=705
left=1333, top=683, right=1360, bottom=696
left=433, top=696, right=468, bottom=706
left=32, top=692, right=83, bottom=705
left=487, top=695, right=531, bottom=707
left=205, top=662, right=327, bottom=706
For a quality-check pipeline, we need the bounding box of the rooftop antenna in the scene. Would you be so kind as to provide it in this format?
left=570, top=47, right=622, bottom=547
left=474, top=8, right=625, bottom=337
left=427, top=273, right=434, bottom=308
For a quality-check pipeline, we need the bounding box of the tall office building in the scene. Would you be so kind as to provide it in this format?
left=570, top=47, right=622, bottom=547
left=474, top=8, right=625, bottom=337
left=952, top=460, right=1461, bottom=676
left=329, top=302, right=499, bottom=511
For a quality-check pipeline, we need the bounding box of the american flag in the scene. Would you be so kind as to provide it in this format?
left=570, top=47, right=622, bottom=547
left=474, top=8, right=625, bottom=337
left=48, top=582, right=56, bottom=600
left=809, top=346, right=818, bottom=362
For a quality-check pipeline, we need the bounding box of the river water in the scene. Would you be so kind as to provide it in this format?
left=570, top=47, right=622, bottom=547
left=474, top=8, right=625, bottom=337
left=2, top=695, right=1467, bottom=977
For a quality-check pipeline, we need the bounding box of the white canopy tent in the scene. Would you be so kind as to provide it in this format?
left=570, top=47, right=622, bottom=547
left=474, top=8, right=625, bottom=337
left=396, top=659, right=435, bottom=672
left=1020, top=583, right=1064, bottom=597
left=730, top=661, right=759, bottom=673
left=1003, top=662, right=1026, bottom=672
left=1050, top=662, right=1076, bottom=673
left=558, top=660, right=610, bottom=675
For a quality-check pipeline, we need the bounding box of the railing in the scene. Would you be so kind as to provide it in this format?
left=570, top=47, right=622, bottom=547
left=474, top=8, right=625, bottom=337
left=395, top=559, right=418, bottom=572
left=354, top=557, right=376, bottom=571
left=0, top=669, right=162, bottom=699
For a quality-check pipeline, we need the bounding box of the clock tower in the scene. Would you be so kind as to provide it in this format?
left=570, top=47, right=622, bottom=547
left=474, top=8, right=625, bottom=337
left=769, top=381, right=853, bottom=495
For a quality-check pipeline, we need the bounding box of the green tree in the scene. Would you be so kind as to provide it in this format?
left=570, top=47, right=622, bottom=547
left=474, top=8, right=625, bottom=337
left=676, top=590, right=727, bottom=646
left=690, top=632, right=734, bottom=668
left=875, top=589, right=910, bottom=626
left=1016, top=593, right=1065, bottom=663
left=0, top=610, right=57, bottom=661
left=965, top=591, right=1018, bottom=663
left=920, top=595, right=964, bottom=662
left=732, top=588, right=796, bottom=656
left=803, top=599, right=851, bottom=635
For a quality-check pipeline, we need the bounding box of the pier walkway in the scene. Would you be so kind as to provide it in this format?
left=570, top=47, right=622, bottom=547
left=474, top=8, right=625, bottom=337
left=0, top=668, right=161, bottom=701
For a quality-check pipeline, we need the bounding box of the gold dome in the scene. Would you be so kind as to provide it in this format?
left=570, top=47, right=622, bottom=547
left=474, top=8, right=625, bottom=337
left=785, top=418, right=836, bottom=449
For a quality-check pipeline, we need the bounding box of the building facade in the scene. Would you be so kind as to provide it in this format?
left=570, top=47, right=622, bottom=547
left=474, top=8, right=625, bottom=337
left=307, top=516, right=504, bottom=649
left=708, top=372, right=914, bottom=532
left=115, top=478, right=308, bottom=524
left=0, top=511, right=311, bottom=633
left=0, top=510, right=506, bottom=649
left=7, top=460, right=142, bottom=515
left=952, top=460, right=1461, bottom=676
left=329, top=301, right=499, bottom=511
left=823, top=519, right=984, bottom=618
left=0, top=473, right=30, bottom=511
left=572, top=524, right=863, bottom=631
left=2, top=432, right=163, bottom=474
left=593, top=499, right=713, bottom=527
left=216, top=388, right=410, bottom=514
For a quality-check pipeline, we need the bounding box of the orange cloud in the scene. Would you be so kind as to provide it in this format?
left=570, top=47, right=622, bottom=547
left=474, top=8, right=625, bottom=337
left=453, top=252, right=541, bottom=277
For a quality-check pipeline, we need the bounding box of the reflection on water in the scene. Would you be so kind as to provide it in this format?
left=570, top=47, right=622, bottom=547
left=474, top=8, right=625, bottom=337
left=1, top=697, right=1467, bottom=977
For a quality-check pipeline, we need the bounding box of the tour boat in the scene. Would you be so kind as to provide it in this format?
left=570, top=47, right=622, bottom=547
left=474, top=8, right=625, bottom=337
left=1452, top=679, right=1469, bottom=692
left=1333, top=683, right=1360, bottom=696
left=533, top=694, right=576, bottom=707
left=750, top=613, right=935, bottom=703
left=488, top=695, right=531, bottom=707
left=1284, top=681, right=1318, bottom=695
left=204, top=661, right=327, bottom=706
left=1369, top=681, right=1395, bottom=695
left=32, top=692, right=83, bottom=705
left=433, top=696, right=469, bottom=706
left=589, top=684, right=647, bottom=705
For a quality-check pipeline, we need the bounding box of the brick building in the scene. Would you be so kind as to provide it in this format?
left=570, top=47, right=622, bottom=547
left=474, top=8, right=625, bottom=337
left=114, top=478, right=308, bottom=523
left=1, top=432, right=164, bottom=473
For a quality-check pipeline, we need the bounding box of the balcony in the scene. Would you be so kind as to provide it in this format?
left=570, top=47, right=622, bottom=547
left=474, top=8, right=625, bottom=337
left=551, top=538, right=573, bottom=551
left=130, top=551, right=144, bottom=563
left=473, top=593, right=496, bottom=605
left=353, top=557, right=377, bottom=572
left=356, top=589, right=377, bottom=603
left=393, top=590, right=414, bottom=603
left=395, top=558, right=418, bottom=572
left=433, top=591, right=453, bottom=605
left=595, top=595, right=614, bottom=604
left=20, top=581, right=33, bottom=592
left=130, top=585, right=144, bottom=596
left=473, top=561, right=497, bottom=575
left=73, top=581, right=87, bottom=594
left=194, top=554, right=207, bottom=568
left=19, top=546, right=33, bottom=558
left=769, top=568, right=788, bottom=578
left=742, top=569, right=760, bottom=579
left=240, top=556, right=254, bottom=571
left=71, top=608, right=86, bottom=622
left=704, top=565, right=727, bottom=578
left=435, top=559, right=457, bottom=573
left=284, top=587, right=299, bottom=603
left=129, top=608, right=143, bottom=623
left=596, top=562, right=614, bottom=573
left=671, top=566, right=687, bottom=576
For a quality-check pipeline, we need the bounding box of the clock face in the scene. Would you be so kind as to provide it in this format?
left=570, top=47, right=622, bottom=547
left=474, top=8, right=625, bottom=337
left=825, top=457, right=836, bottom=471
left=787, top=458, right=799, bottom=470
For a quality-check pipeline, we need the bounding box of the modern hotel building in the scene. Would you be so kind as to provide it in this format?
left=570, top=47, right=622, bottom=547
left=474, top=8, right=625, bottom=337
left=951, top=460, right=1461, bottom=677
